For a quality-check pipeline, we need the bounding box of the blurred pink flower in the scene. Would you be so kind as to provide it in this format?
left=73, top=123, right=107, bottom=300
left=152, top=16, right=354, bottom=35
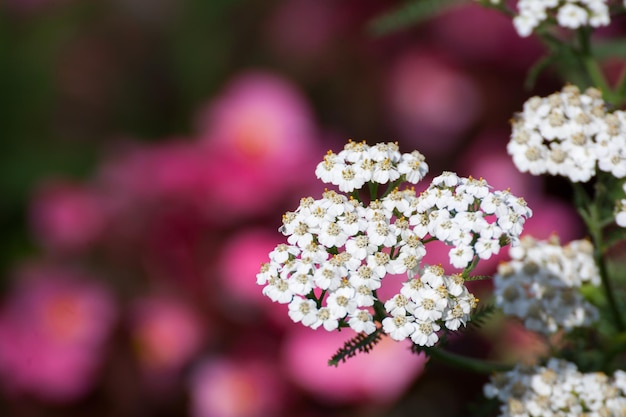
left=281, top=326, right=426, bottom=405
left=189, top=357, right=285, bottom=417
left=0, top=264, right=116, bottom=402
left=98, top=140, right=214, bottom=212
left=218, top=229, right=281, bottom=306
left=217, top=228, right=294, bottom=327
left=196, top=71, right=321, bottom=219
left=386, top=51, right=481, bottom=155
left=30, top=180, right=108, bottom=253
left=197, top=71, right=316, bottom=159
left=521, top=197, right=583, bottom=241
left=130, top=295, right=206, bottom=384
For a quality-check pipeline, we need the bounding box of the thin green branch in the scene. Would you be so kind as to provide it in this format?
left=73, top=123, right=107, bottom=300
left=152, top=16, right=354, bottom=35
left=422, top=346, right=513, bottom=374
left=574, top=181, right=626, bottom=333
left=577, top=27, right=616, bottom=105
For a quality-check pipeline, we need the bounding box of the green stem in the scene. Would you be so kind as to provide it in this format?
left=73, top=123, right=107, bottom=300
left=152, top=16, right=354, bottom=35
left=576, top=183, right=626, bottom=332
left=462, top=255, right=480, bottom=279
left=368, top=182, right=379, bottom=201
left=612, top=65, right=626, bottom=108
left=583, top=55, right=614, bottom=102
left=577, top=28, right=615, bottom=105
left=423, top=347, right=513, bottom=374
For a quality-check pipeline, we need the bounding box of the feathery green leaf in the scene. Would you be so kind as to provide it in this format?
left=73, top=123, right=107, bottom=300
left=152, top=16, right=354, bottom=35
left=328, top=329, right=384, bottom=366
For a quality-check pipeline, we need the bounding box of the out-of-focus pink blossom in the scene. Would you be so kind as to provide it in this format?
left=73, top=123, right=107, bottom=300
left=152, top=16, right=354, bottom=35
left=197, top=72, right=316, bottom=158
left=218, top=228, right=294, bottom=326
left=129, top=295, right=206, bottom=383
left=196, top=71, right=321, bottom=219
left=98, top=140, right=214, bottom=211
left=386, top=52, right=481, bottom=155
left=0, top=264, right=116, bottom=402
left=282, top=326, right=426, bottom=405
left=30, top=180, right=108, bottom=253
left=218, top=229, right=281, bottom=305
left=189, top=357, right=285, bottom=417
left=521, top=197, right=582, bottom=241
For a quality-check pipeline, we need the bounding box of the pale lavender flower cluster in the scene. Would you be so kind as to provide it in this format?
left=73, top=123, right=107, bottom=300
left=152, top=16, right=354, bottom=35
left=257, top=142, right=532, bottom=347
left=494, top=236, right=600, bottom=334
left=508, top=85, right=626, bottom=182
left=484, top=358, right=626, bottom=417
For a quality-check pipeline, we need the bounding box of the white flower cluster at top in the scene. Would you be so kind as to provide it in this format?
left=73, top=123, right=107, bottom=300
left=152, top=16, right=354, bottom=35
left=492, top=0, right=612, bottom=37
left=484, top=358, right=626, bottom=417
left=314, top=141, right=429, bottom=192
left=508, top=85, right=626, bottom=183
left=257, top=141, right=532, bottom=347
left=493, top=235, right=600, bottom=334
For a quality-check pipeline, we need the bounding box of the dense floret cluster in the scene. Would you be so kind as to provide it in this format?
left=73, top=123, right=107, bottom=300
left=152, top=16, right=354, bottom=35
left=507, top=85, right=626, bottom=182
left=484, top=359, right=626, bottom=417
left=493, top=236, right=600, bottom=334
left=314, top=140, right=429, bottom=192
left=258, top=142, right=532, bottom=346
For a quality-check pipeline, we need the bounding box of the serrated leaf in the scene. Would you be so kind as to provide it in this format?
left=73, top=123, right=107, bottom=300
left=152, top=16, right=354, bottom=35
left=328, top=329, right=384, bottom=366
left=464, top=275, right=493, bottom=282
left=369, top=0, right=467, bottom=36
left=467, top=303, right=498, bottom=330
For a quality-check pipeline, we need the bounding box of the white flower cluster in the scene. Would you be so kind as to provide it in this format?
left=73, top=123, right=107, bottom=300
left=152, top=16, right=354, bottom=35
left=258, top=142, right=532, bottom=347
left=494, top=235, right=600, bottom=334
left=484, top=358, right=626, bottom=417
left=381, top=265, right=478, bottom=346
left=315, top=140, right=429, bottom=192
left=505, top=0, right=611, bottom=37
left=412, top=171, right=532, bottom=267
left=508, top=85, right=626, bottom=182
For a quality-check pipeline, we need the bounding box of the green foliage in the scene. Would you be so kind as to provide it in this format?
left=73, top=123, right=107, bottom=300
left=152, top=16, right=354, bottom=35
left=466, top=304, right=498, bottom=331
left=463, top=275, right=493, bottom=282
left=368, top=0, right=466, bottom=36
left=328, top=328, right=384, bottom=366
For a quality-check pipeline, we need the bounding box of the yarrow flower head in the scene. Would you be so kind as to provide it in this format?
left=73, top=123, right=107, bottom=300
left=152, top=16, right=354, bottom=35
left=315, top=140, right=428, bottom=192
left=484, top=358, right=626, bottom=417
left=501, top=0, right=611, bottom=37
left=493, top=235, right=600, bottom=334
left=507, top=85, right=626, bottom=182
left=258, top=141, right=532, bottom=348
